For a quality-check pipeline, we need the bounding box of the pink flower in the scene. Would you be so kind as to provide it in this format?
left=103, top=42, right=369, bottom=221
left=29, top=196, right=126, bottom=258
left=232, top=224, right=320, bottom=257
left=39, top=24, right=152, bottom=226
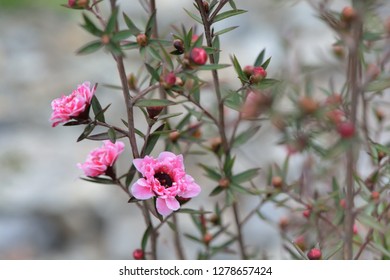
left=131, top=152, right=201, bottom=216
left=77, top=140, right=125, bottom=177
left=50, top=81, right=95, bottom=127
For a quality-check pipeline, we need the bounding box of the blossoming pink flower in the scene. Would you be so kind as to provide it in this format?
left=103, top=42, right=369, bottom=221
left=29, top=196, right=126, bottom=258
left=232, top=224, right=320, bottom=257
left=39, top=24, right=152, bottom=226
left=50, top=81, right=95, bottom=127
left=77, top=140, right=125, bottom=177
left=131, top=152, right=201, bottom=216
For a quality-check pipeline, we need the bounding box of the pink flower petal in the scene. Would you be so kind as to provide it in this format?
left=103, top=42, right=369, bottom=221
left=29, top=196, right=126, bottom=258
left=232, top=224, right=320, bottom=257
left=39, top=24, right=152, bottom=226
left=133, top=158, right=145, bottom=173
left=131, top=178, right=155, bottom=199
left=165, top=197, right=180, bottom=211
left=179, top=175, right=201, bottom=198
left=156, top=198, right=173, bottom=216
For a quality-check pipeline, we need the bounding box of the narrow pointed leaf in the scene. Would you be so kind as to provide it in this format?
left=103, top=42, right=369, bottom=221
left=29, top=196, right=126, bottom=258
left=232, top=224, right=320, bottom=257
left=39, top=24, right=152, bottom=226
left=212, top=9, right=246, bottom=23
left=76, top=40, right=103, bottom=55
left=123, top=12, right=141, bottom=35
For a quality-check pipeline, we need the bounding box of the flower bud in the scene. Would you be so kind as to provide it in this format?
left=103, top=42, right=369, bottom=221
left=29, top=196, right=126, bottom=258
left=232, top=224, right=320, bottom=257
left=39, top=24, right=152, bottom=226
left=190, top=47, right=208, bottom=65
left=136, top=33, right=148, bottom=47
left=219, top=178, right=230, bottom=189
left=127, top=73, right=137, bottom=90
left=377, top=151, right=386, bottom=162
left=340, top=199, right=346, bottom=209
left=366, top=63, right=381, bottom=80
left=169, top=131, right=180, bottom=142
left=325, top=93, right=342, bottom=106
left=209, top=214, right=220, bottom=225
left=146, top=106, right=164, bottom=119
left=341, top=6, right=357, bottom=23
left=272, top=176, right=283, bottom=189
left=210, top=137, right=222, bottom=153
left=353, top=224, right=358, bottom=235
left=374, top=108, right=385, bottom=123
left=203, top=233, right=213, bottom=245
left=101, top=34, right=110, bottom=45
left=326, top=109, right=345, bottom=124
left=250, top=66, right=267, bottom=83
left=202, top=1, right=210, bottom=14
left=337, top=122, right=355, bottom=138
left=303, top=209, right=311, bottom=219
left=279, top=217, right=289, bottom=231
left=299, top=97, right=318, bottom=115
left=307, top=248, right=322, bottom=260
left=161, top=72, right=177, bottom=89
left=294, top=236, right=306, bottom=251
left=191, top=34, right=200, bottom=43
left=133, top=249, right=144, bottom=260
left=332, top=44, right=345, bottom=59
left=68, top=0, right=89, bottom=9
left=243, top=65, right=254, bottom=78
left=173, top=39, right=184, bottom=54
left=371, top=191, right=380, bottom=202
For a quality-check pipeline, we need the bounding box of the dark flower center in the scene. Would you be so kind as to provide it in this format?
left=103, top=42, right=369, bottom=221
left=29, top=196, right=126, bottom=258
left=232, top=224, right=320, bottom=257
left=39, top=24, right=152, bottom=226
left=154, top=172, right=173, bottom=188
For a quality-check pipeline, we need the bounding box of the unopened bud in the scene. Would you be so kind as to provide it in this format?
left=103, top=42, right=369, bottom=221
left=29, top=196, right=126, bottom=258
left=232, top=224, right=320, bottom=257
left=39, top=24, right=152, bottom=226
left=203, top=233, right=213, bottom=245
left=250, top=66, right=267, bottom=83
left=132, top=249, right=144, bottom=260
left=161, top=72, right=176, bottom=89
left=173, top=39, right=184, bottom=53
left=341, top=6, right=357, bottom=23
left=202, top=1, right=209, bottom=14
left=325, top=93, right=342, bottom=106
left=294, top=236, right=306, bottom=251
left=169, top=131, right=180, bottom=142
left=371, top=191, right=380, bottom=202
left=68, top=0, right=89, bottom=9
left=299, top=97, right=318, bottom=115
left=190, top=47, right=208, bottom=65
left=279, top=217, right=289, bottom=231
left=374, top=108, right=385, bottom=123
left=219, top=178, right=230, bottom=189
left=136, top=33, right=148, bottom=47
left=337, top=121, right=355, bottom=138
left=101, top=34, right=110, bottom=45
left=146, top=106, right=164, bottom=119
left=127, top=73, right=137, bottom=90
left=377, top=151, right=386, bottom=162
left=326, top=109, right=345, bottom=124
left=307, top=248, right=322, bottom=260
left=210, top=137, right=222, bottom=153
left=272, top=176, right=283, bottom=189
left=332, top=44, right=345, bottom=59
left=340, top=199, right=346, bottom=209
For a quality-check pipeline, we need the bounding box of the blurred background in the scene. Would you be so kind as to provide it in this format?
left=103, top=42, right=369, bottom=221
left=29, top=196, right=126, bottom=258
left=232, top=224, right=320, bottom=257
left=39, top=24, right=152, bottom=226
left=0, top=0, right=387, bottom=259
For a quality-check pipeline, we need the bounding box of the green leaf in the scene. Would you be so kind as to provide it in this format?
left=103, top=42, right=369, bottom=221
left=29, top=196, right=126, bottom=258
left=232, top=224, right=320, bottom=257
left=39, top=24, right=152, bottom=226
left=184, top=233, right=203, bottom=244
left=81, top=13, right=103, bottom=37
left=254, top=49, right=265, bottom=67
left=366, top=78, right=390, bottom=92
left=197, top=64, right=230, bottom=71
left=134, top=99, right=176, bottom=107
left=108, top=127, right=116, bottom=143
left=147, top=46, right=162, bottom=61
left=76, top=40, right=103, bottom=55
left=157, top=112, right=182, bottom=121
left=257, top=78, right=280, bottom=89
left=81, top=176, right=115, bottom=185
left=233, top=125, right=261, bottom=147
left=209, top=186, right=224, bottom=196
left=145, top=10, right=156, bottom=37
left=77, top=123, right=95, bottom=142
left=184, top=8, right=202, bottom=24
left=232, top=168, right=260, bottom=184
left=358, top=213, right=385, bottom=233
left=87, top=130, right=127, bottom=141
left=121, top=42, right=139, bottom=50
left=212, top=9, right=247, bottom=23
left=112, top=30, right=133, bottom=42
left=230, top=182, right=252, bottom=195
left=144, top=63, right=160, bottom=82
left=91, top=95, right=104, bottom=122
left=231, top=55, right=248, bottom=83
left=123, top=12, right=141, bottom=35
left=94, top=104, right=111, bottom=123
left=212, top=35, right=220, bottom=64
left=223, top=154, right=235, bottom=178
left=105, top=7, right=118, bottom=34
left=141, top=225, right=153, bottom=255
left=178, top=209, right=211, bottom=214
left=214, top=26, right=239, bottom=36
left=224, top=90, right=242, bottom=111
left=199, top=164, right=222, bottom=181
left=261, top=56, right=272, bottom=69
left=228, top=0, right=237, bottom=10
left=143, top=124, right=165, bottom=156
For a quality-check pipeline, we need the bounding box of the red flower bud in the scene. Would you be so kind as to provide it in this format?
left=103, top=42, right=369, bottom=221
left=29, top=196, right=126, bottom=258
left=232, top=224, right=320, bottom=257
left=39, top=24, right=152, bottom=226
left=294, top=236, right=306, bottom=251
left=136, top=33, right=148, bottom=47
left=68, top=0, right=89, bottom=9
left=133, top=249, right=144, bottom=260
left=279, top=217, right=289, bottom=231
left=299, top=97, right=318, bottom=115
left=219, top=178, right=230, bottom=189
left=173, top=39, right=184, bottom=53
left=203, top=233, right=213, bottom=245
left=190, top=47, right=208, bottom=65
left=162, top=72, right=177, bottom=89
left=250, top=66, right=267, bottom=83
left=341, top=6, right=357, bottom=22
left=371, top=191, right=380, bottom=201
left=146, top=106, right=164, bottom=119
left=337, top=122, right=355, bottom=138
left=191, top=34, right=200, bottom=43
left=340, top=199, right=346, bottom=209
left=243, top=65, right=254, bottom=77
left=326, top=109, right=345, bottom=124
left=272, top=176, right=283, bottom=189
left=303, top=209, right=311, bottom=219
left=307, top=248, right=322, bottom=260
